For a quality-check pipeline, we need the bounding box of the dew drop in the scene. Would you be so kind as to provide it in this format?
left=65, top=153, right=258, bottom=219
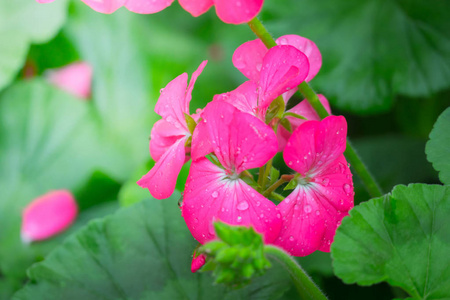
left=276, top=213, right=281, bottom=219
left=322, top=177, right=330, bottom=186
left=279, top=37, right=288, bottom=45
left=288, top=161, right=293, bottom=166
left=256, top=63, right=262, bottom=71
left=256, top=201, right=261, bottom=206
left=237, top=216, right=242, bottom=222
left=160, top=88, right=165, bottom=93
left=289, top=236, right=295, bottom=242
left=315, top=210, right=320, bottom=216
left=194, top=218, right=199, bottom=223
left=237, top=201, right=249, bottom=211
left=211, top=191, right=219, bottom=198
left=343, top=183, right=351, bottom=194
left=304, top=205, right=312, bottom=213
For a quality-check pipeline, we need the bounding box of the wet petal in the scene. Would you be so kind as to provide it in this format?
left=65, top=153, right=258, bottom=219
left=276, top=35, right=322, bottom=82
left=179, top=0, right=213, bottom=17
left=214, top=0, right=264, bottom=24
left=213, top=80, right=259, bottom=116
left=137, top=138, right=186, bottom=199
left=232, top=39, right=267, bottom=82
left=284, top=115, right=347, bottom=176
left=125, top=0, right=174, bottom=13
left=149, top=119, right=187, bottom=161
left=182, top=158, right=281, bottom=244
left=21, top=190, right=78, bottom=243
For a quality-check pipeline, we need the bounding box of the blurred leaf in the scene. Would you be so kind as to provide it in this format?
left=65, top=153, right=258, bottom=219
left=13, top=194, right=290, bottom=300
left=332, top=184, right=450, bottom=299
left=0, top=0, right=67, bottom=91
left=265, top=0, right=450, bottom=114
left=426, top=107, right=450, bottom=184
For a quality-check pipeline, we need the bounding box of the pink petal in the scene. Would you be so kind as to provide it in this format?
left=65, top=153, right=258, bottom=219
left=46, top=62, right=93, bottom=99
left=213, top=80, right=259, bottom=117
left=137, top=137, right=186, bottom=199
left=259, top=45, right=309, bottom=109
left=21, top=190, right=78, bottom=243
left=232, top=39, right=267, bottom=82
left=182, top=158, right=281, bottom=244
left=191, top=101, right=277, bottom=173
left=214, top=0, right=264, bottom=24
left=276, top=35, right=322, bottom=82
left=125, top=0, right=174, bottom=13
left=149, top=119, right=187, bottom=162
left=154, top=73, right=189, bottom=131
left=275, top=155, right=353, bottom=256
left=191, top=252, right=206, bottom=273
left=178, top=0, right=213, bottom=17
left=36, top=0, right=55, bottom=3
left=185, top=60, right=208, bottom=110
left=284, top=116, right=347, bottom=176
left=277, top=95, right=331, bottom=152
left=81, top=0, right=126, bottom=13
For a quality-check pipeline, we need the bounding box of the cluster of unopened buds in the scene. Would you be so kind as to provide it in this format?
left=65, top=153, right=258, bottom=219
left=138, top=34, right=355, bottom=270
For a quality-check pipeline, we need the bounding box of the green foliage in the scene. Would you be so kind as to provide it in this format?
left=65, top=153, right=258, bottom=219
left=0, top=0, right=67, bottom=91
left=265, top=0, right=450, bottom=114
left=426, top=107, right=450, bottom=185
left=200, top=223, right=271, bottom=288
left=332, top=184, right=450, bottom=299
left=13, top=195, right=290, bottom=300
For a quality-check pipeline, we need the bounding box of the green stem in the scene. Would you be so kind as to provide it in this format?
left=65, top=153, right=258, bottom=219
left=262, top=177, right=286, bottom=197
left=264, top=245, right=328, bottom=300
left=247, top=17, right=383, bottom=198
left=260, top=159, right=273, bottom=190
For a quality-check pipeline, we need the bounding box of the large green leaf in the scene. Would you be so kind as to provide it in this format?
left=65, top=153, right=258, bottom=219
left=0, top=80, right=115, bottom=293
left=0, top=0, right=67, bottom=91
left=426, top=107, right=450, bottom=185
left=265, top=0, right=450, bottom=114
left=13, top=194, right=290, bottom=300
left=331, top=184, right=450, bottom=299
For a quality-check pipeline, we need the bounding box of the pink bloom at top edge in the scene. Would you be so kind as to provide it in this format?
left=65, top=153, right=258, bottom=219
left=46, top=62, right=93, bottom=100
left=137, top=61, right=207, bottom=200
left=182, top=101, right=281, bottom=245
left=36, top=0, right=174, bottom=14
left=277, top=94, right=332, bottom=152
left=179, top=0, right=263, bottom=24
left=275, top=116, right=354, bottom=256
left=21, top=190, right=78, bottom=243
left=215, top=45, right=309, bottom=120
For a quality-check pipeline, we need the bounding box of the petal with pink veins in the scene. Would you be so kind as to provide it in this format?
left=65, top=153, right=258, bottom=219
left=232, top=39, right=267, bottom=82
left=214, top=0, right=264, bottom=24
left=21, top=190, right=78, bottom=243
left=46, top=62, right=93, bottom=99
left=149, top=119, right=188, bottom=161
left=137, top=137, right=187, bottom=199
left=259, top=45, right=309, bottom=109
left=178, top=0, right=213, bottom=17
left=213, top=81, right=259, bottom=116
left=182, top=158, right=281, bottom=244
left=191, top=101, right=277, bottom=172
left=81, top=0, right=126, bottom=14
left=284, top=116, right=347, bottom=177
left=125, top=0, right=174, bottom=13
left=275, top=155, right=353, bottom=256
left=276, top=35, right=322, bottom=82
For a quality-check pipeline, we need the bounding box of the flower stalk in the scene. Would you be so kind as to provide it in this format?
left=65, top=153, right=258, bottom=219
left=247, top=17, right=383, bottom=198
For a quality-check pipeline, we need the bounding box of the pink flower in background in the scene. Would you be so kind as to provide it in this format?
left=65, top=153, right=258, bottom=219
left=179, top=0, right=263, bottom=24
left=215, top=45, right=309, bottom=120
left=275, top=116, right=354, bottom=256
left=182, top=101, right=281, bottom=244
left=277, top=94, right=332, bottom=151
left=36, top=0, right=174, bottom=14
left=138, top=61, right=207, bottom=199
left=21, top=190, right=78, bottom=243
left=46, top=62, right=93, bottom=100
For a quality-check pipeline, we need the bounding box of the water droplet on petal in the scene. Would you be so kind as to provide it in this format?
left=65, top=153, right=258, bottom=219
left=237, top=201, right=249, bottom=211
left=194, top=218, right=199, bottom=223
left=237, top=216, right=242, bottom=222
left=343, top=183, right=351, bottom=194
left=322, top=177, right=330, bottom=186
left=315, top=210, right=320, bottom=215
left=289, top=236, right=295, bottom=242
left=211, top=191, right=219, bottom=198
left=304, top=205, right=312, bottom=213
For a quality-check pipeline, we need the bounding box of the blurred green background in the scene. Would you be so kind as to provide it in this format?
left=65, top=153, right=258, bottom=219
left=0, top=0, right=449, bottom=298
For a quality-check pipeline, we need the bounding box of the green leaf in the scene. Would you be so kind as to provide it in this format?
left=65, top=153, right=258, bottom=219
left=332, top=184, right=450, bottom=299
left=13, top=195, right=291, bottom=300
left=0, top=0, right=67, bottom=91
left=266, top=0, right=450, bottom=113
left=426, top=107, right=450, bottom=184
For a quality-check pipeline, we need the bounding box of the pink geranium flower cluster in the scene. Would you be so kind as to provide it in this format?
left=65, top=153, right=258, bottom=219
left=36, top=0, right=263, bottom=24
left=138, top=35, right=354, bottom=265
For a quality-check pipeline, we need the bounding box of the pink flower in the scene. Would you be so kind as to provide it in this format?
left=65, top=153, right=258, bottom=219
left=179, top=0, right=263, bottom=24
left=46, top=62, right=93, bottom=100
left=21, top=190, right=78, bottom=243
left=275, top=116, right=354, bottom=256
left=182, top=101, right=281, bottom=244
left=215, top=45, right=309, bottom=120
left=36, top=0, right=174, bottom=14
left=277, top=94, right=332, bottom=151
left=191, top=251, right=206, bottom=273
left=138, top=61, right=207, bottom=199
